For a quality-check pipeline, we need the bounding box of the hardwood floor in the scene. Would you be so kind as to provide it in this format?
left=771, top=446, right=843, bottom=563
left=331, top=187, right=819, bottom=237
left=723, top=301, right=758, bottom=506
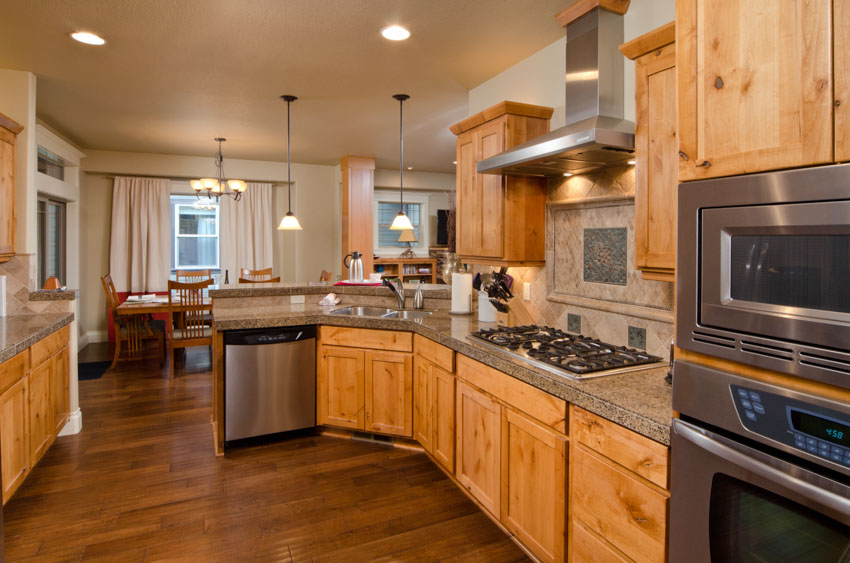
left=4, top=346, right=528, bottom=562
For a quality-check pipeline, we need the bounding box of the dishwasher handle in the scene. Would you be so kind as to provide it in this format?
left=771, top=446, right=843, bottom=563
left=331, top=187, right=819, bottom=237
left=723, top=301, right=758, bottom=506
left=224, top=325, right=316, bottom=346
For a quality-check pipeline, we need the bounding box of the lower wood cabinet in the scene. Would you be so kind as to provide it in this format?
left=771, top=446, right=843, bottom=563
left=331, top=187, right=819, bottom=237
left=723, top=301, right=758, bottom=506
left=501, top=407, right=567, bottom=563
left=0, top=376, right=28, bottom=502
left=52, top=346, right=70, bottom=436
left=28, top=358, right=54, bottom=465
left=570, top=518, right=632, bottom=563
left=455, top=380, right=502, bottom=516
left=413, top=352, right=456, bottom=472
left=317, top=327, right=413, bottom=438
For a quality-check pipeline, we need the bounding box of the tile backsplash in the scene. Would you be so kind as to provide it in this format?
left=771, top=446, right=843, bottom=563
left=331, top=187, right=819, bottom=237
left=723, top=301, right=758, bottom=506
left=582, top=227, right=627, bottom=285
left=0, top=254, right=69, bottom=316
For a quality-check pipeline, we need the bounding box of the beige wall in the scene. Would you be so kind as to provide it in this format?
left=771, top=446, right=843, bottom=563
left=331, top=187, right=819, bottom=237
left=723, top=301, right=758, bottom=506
left=468, top=0, right=675, bottom=126
left=79, top=150, right=340, bottom=336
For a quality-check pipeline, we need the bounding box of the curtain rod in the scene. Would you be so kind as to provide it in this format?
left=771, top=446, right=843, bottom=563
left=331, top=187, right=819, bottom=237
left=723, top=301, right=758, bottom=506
left=100, top=174, right=289, bottom=184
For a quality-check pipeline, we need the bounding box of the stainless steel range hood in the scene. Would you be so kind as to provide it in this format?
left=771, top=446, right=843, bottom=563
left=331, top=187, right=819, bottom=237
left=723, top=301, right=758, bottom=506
left=478, top=7, right=634, bottom=177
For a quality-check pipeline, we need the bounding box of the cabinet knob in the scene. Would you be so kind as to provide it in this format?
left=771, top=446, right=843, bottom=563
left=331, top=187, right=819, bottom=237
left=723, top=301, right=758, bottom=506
left=714, top=76, right=724, bottom=89
left=836, top=99, right=842, bottom=107
left=678, top=151, right=689, bottom=161
left=696, top=160, right=712, bottom=168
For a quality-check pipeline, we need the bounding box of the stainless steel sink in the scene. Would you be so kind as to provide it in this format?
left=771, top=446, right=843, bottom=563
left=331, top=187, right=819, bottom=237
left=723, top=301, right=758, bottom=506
left=382, top=310, right=433, bottom=320
left=329, top=306, right=396, bottom=317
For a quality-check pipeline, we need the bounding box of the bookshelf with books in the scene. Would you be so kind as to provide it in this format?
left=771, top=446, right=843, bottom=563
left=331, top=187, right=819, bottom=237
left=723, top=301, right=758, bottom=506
left=373, top=257, right=438, bottom=284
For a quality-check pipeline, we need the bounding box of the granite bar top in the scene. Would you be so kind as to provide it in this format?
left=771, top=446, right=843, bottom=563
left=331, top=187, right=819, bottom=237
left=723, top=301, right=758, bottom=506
left=0, top=313, right=74, bottom=364
left=210, top=282, right=451, bottom=299
left=29, top=289, right=79, bottom=301
left=213, top=303, right=673, bottom=445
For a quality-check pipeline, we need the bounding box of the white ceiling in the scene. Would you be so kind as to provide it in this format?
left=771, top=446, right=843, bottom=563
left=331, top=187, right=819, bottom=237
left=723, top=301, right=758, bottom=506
left=0, top=0, right=567, bottom=173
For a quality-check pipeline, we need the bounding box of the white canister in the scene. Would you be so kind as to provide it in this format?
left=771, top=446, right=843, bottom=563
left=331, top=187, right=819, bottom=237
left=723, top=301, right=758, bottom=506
left=478, top=291, right=497, bottom=323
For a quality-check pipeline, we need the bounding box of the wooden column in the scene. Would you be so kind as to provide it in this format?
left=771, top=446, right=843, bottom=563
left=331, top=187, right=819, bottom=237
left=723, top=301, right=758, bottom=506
left=340, top=156, right=375, bottom=278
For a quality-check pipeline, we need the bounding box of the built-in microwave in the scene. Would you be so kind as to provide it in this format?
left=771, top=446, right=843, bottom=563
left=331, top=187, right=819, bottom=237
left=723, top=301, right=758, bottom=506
left=677, top=164, right=850, bottom=390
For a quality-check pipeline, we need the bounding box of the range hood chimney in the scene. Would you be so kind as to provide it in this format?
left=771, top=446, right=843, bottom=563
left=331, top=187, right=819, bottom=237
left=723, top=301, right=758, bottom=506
left=477, top=1, right=634, bottom=177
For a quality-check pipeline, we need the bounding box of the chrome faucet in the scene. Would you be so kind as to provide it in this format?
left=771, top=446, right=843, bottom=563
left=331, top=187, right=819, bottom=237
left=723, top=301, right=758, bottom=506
left=382, top=278, right=405, bottom=309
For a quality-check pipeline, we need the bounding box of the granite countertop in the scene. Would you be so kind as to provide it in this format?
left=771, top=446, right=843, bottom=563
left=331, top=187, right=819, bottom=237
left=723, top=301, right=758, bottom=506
left=29, top=289, right=79, bottom=301
left=213, top=303, right=673, bottom=445
left=210, top=282, right=451, bottom=299
left=0, top=313, right=74, bottom=363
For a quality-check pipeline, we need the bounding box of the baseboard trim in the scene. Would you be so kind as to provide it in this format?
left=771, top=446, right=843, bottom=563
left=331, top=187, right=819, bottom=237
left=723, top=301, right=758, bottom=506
left=79, top=330, right=107, bottom=350
left=59, top=409, right=83, bottom=436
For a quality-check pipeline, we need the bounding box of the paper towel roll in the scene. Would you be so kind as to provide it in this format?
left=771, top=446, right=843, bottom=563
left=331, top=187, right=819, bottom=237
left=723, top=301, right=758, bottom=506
left=451, top=273, right=472, bottom=313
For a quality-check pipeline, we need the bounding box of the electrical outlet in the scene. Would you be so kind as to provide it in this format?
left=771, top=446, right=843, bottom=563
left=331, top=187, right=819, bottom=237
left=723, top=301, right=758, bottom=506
left=523, top=282, right=531, bottom=301
left=290, top=295, right=305, bottom=304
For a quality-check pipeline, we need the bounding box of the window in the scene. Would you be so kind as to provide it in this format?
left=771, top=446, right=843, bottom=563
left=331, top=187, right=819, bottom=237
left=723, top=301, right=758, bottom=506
left=376, top=201, right=423, bottom=248
left=170, top=196, right=220, bottom=270
left=37, top=147, right=66, bottom=181
left=37, top=197, right=66, bottom=288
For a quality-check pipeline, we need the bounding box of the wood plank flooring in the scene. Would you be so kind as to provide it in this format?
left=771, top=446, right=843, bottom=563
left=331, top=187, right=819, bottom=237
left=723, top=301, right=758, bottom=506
left=4, top=346, right=528, bottom=562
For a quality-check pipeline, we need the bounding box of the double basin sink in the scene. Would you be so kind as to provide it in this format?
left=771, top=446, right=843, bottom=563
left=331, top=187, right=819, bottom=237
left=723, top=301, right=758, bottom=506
left=329, top=306, right=432, bottom=321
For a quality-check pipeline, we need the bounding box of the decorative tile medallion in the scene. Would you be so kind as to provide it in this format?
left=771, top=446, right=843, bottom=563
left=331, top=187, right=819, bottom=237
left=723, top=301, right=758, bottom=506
left=567, top=313, right=582, bottom=334
left=583, top=227, right=627, bottom=286
left=628, top=325, right=647, bottom=350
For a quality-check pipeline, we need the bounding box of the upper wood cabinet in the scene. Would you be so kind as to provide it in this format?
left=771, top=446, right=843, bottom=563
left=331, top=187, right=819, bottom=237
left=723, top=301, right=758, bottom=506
left=450, top=102, right=552, bottom=267
left=0, top=112, right=23, bottom=263
left=621, top=22, right=677, bottom=282
left=677, top=0, right=833, bottom=180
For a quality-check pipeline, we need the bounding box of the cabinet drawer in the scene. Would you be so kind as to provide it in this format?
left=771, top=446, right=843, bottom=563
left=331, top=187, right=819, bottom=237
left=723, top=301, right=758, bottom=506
left=319, top=326, right=412, bottom=352
left=570, top=518, right=633, bottom=563
left=572, top=445, right=668, bottom=563
left=29, top=325, right=70, bottom=368
left=0, top=351, right=27, bottom=395
left=413, top=334, right=454, bottom=373
left=572, top=406, right=668, bottom=489
left=457, top=355, right=566, bottom=433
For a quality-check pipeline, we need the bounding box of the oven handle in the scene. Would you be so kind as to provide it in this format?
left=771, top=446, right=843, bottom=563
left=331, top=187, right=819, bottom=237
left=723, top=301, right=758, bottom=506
left=674, top=419, right=850, bottom=517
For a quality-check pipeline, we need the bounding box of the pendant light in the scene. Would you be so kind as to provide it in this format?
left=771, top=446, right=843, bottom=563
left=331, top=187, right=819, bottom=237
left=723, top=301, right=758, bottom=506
left=277, top=94, right=302, bottom=230
left=390, top=94, right=414, bottom=230
left=190, top=138, right=247, bottom=201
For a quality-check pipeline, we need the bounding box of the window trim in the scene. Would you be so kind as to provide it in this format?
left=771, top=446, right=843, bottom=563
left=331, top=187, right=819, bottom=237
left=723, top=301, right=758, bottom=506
left=36, top=196, right=66, bottom=288
left=373, top=190, right=429, bottom=256
left=172, top=200, right=221, bottom=270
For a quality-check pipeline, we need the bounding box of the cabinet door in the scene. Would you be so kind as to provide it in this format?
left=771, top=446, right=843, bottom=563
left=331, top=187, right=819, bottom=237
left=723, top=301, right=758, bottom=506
left=836, top=0, right=850, bottom=161
left=0, top=377, right=27, bottom=503
left=501, top=407, right=567, bottom=563
left=431, top=366, right=455, bottom=473
left=455, top=131, right=479, bottom=257
left=570, top=518, right=632, bottom=563
left=455, top=381, right=501, bottom=515
left=635, top=42, right=677, bottom=281
left=677, top=0, right=832, bottom=180
left=365, top=351, right=412, bottom=437
left=0, top=131, right=15, bottom=260
left=413, top=357, right=432, bottom=450
left=52, top=346, right=70, bottom=436
left=474, top=119, right=505, bottom=258
left=28, top=360, right=54, bottom=466
left=317, top=346, right=365, bottom=430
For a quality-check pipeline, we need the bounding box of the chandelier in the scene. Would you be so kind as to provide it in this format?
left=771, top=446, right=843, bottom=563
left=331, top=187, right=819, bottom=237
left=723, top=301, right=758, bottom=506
left=191, top=137, right=247, bottom=201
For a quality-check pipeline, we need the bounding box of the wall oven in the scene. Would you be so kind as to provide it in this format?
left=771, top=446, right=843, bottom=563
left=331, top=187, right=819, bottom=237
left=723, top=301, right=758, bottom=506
left=670, top=360, right=850, bottom=562
left=677, top=163, right=850, bottom=390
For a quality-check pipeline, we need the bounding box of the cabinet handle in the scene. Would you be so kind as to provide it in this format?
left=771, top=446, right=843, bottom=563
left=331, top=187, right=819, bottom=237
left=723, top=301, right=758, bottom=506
left=678, top=151, right=689, bottom=161
left=714, top=76, right=724, bottom=89
left=696, top=160, right=712, bottom=168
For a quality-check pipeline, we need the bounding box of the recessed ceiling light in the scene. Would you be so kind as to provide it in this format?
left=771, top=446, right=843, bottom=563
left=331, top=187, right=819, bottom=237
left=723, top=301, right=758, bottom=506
left=407, top=166, right=413, bottom=170
left=453, top=161, right=457, bottom=165
left=71, top=31, right=106, bottom=45
left=381, top=25, right=410, bottom=41
left=627, top=159, right=636, bottom=165
left=563, top=172, right=573, bottom=177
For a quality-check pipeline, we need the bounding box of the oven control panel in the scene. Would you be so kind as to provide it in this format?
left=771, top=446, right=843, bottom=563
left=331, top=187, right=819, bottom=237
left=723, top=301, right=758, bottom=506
left=731, top=385, right=850, bottom=469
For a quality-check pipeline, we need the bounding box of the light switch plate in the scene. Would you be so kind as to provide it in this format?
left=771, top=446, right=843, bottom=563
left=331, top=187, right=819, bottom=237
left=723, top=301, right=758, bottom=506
left=523, top=282, right=531, bottom=301
left=290, top=295, right=305, bottom=304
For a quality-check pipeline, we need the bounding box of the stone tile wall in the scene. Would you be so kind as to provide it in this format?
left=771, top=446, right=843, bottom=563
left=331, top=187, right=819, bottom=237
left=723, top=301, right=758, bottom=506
left=0, top=254, right=71, bottom=316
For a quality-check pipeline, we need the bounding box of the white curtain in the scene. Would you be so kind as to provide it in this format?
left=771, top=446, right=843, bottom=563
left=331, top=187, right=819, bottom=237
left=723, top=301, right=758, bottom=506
left=220, top=182, right=274, bottom=281
left=109, top=176, right=171, bottom=292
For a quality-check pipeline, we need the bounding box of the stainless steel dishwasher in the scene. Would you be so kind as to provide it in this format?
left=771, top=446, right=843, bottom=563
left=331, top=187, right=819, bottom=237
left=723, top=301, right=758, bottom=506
left=224, top=325, right=316, bottom=442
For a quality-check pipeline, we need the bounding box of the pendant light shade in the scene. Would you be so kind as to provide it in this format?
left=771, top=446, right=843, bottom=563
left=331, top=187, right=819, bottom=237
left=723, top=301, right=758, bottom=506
left=277, top=94, right=302, bottom=231
left=390, top=93, right=414, bottom=231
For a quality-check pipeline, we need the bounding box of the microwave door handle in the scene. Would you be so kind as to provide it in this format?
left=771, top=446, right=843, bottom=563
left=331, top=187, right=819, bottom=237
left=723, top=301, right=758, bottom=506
left=674, top=420, right=850, bottom=518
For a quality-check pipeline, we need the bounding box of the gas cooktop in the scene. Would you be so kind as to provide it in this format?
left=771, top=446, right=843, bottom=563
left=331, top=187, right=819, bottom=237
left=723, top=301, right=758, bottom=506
left=469, top=325, right=665, bottom=380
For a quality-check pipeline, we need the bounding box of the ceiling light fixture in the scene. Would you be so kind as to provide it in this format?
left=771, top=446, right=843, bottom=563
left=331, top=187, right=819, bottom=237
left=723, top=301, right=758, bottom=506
left=190, top=138, right=246, bottom=201
left=563, top=172, right=573, bottom=177
left=390, top=94, right=414, bottom=231
left=277, top=95, right=302, bottom=230
left=381, top=25, right=410, bottom=41
left=70, top=31, right=106, bottom=45
left=627, top=159, right=636, bottom=165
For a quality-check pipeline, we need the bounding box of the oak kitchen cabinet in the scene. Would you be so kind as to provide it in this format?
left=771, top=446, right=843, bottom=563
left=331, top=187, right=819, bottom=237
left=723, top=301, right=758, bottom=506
left=412, top=335, right=455, bottom=472
left=621, top=23, right=677, bottom=282
left=317, top=326, right=413, bottom=438
left=677, top=0, right=834, bottom=180
left=0, top=112, right=23, bottom=263
left=449, top=101, right=552, bottom=267
left=0, top=325, right=71, bottom=503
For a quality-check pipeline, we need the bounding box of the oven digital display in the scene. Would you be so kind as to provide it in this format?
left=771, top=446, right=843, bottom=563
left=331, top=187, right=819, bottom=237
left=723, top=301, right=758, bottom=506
left=790, top=410, right=850, bottom=447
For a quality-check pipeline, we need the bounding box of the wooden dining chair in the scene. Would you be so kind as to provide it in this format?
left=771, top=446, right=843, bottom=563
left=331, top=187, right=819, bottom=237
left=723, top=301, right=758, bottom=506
left=237, top=276, right=281, bottom=284
left=175, top=269, right=212, bottom=283
left=319, top=270, right=332, bottom=282
left=239, top=267, right=273, bottom=281
left=167, top=279, right=213, bottom=379
left=101, top=274, right=166, bottom=369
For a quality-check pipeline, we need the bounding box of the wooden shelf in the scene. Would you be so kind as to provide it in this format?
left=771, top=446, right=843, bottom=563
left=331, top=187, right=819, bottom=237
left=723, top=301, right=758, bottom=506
left=374, top=257, right=438, bottom=284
